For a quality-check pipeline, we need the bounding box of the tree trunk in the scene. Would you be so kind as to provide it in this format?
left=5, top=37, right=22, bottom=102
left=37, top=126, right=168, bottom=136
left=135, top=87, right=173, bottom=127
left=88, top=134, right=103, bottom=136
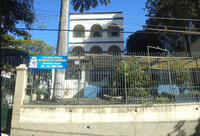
left=185, top=34, right=191, bottom=56
left=53, top=0, right=69, bottom=98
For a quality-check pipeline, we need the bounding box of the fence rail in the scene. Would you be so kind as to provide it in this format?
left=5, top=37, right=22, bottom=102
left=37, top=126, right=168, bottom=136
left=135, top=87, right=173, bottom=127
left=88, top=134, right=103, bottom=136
left=22, top=52, right=200, bottom=105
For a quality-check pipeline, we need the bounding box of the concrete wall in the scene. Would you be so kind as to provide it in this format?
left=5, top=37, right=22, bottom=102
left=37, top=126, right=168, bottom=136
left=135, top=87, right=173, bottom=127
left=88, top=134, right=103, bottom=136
left=10, top=64, right=200, bottom=136
left=11, top=103, right=200, bottom=136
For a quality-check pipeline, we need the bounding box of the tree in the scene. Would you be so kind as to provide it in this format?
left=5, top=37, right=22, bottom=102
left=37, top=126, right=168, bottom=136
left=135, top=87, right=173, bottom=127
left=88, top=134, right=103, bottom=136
left=144, top=18, right=185, bottom=52
left=144, top=0, right=200, bottom=52
left=114, top=56, right=156, bottom=98
left=11, top=39, right=55, bottom=55
left=125, top=31, right=149, bottom=53
left=71, top=0, right=110, bottom=12
left=1, top=36, right=55, bottom=55
left=1, top=38, right=55, bottom=75
left=125, top=30, right=162, bottom=53
left=145, top=0, right=200, bottom=28
left=1, top=0, right=35, bottom=47
left=170, top=60, right=193, bottom=94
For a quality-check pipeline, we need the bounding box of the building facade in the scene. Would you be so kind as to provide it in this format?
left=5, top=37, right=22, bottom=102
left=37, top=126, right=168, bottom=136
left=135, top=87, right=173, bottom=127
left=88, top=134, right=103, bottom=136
left=68, top=12, right=124, bottom=54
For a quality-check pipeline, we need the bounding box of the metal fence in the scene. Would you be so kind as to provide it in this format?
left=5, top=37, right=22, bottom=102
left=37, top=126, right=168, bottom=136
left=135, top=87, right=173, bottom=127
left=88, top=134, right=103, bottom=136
left=1, top=56, right=19, bottom=130
left=23, top=52, right=200, bottom=105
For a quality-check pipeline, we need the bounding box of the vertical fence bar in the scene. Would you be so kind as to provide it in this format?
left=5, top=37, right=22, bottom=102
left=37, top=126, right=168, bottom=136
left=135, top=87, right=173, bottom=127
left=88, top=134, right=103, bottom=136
left=89, top=57, right=91, bottom=86
left=16, top=52, right=200, bottom=105
left=167, top=53, right=174, bottom=102
left=123, top=56, right=128, bottom=104
left=78, top=54, right=80, bottom=104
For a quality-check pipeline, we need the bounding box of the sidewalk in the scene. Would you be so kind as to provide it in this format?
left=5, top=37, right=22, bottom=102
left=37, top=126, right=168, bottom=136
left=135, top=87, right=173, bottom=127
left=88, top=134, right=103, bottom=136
left=1, top=133, right=9, bottom=136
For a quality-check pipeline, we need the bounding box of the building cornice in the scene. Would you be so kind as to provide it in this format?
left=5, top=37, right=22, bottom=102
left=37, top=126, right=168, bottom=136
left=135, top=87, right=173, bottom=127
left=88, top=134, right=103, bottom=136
left=69, top=41, right=124, bottom=44
left=70, top=17, right=123, bottom=21
left=70, top=12, right=122, bottom=15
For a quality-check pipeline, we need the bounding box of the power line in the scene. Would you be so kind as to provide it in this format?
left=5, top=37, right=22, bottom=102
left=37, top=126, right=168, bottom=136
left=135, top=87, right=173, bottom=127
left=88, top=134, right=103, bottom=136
left=34, top=14, right=200, bottom=31
left=33, top=10, right=200, bottom=22
left=124, top=15, right=200, bottom=22
left=34, top=9, right=61, bottom=13
left=33, top=12, right=200, bottom=31
left=124, top=22, right=200, bottom=31
left=7, top=28, right=200, bottom=35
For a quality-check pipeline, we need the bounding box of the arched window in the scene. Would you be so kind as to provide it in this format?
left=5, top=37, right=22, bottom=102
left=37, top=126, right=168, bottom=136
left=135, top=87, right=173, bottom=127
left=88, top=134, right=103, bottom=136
left=90, top=24, right=102, bottom=37
left=72, top=46, right=85, bottom=56
left=90, top=46, right=103, bottom=54
left=75, top=33, right=82, bottom=37
left=73, top=25, right=85, bottom=38
left=111, top=32, right=119, bottom=37
left=93, top=32, right=100, bottom=37
left=107, top=24, right=120, bottom=37
left=108, top=45, right=121, bottom=55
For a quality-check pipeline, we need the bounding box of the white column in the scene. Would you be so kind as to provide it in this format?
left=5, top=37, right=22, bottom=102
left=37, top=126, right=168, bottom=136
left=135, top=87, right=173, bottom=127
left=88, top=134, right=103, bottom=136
left=11, top=64, right=27, bottom=135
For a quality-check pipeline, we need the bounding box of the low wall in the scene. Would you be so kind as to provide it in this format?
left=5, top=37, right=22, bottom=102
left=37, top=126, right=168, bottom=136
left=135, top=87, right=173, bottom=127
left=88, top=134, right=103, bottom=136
left=11, top=102, right=200, bottom=136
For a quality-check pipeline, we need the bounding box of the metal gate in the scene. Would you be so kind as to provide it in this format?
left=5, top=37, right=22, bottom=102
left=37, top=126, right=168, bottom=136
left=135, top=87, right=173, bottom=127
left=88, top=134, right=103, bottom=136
left=1, top=71, right=15, bottom=131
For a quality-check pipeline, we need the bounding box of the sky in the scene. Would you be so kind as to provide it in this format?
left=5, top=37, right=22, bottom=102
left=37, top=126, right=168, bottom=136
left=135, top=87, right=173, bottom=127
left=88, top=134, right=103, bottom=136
left=29, top=0, right=148, bottom=50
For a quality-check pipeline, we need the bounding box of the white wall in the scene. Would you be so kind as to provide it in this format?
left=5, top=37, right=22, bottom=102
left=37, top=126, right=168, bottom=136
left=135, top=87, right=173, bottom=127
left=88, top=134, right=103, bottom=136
left=68, top=12, right=124, bottom=53
left=68, top=43, right=124, bottom=52
left=10, top=103, right=200, bottom=136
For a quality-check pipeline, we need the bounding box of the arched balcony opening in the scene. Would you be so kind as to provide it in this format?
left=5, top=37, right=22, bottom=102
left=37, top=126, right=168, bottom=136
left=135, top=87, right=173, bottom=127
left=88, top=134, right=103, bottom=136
left=90, top=24, right=102, bottom=38
left=73, top=25, right=85, bottom=38
left=108, top=45, right=121, bottom=55
left=90, top=46, right=103, bottom=54
left=72, top=46, right=85, bottom=56
left=107, top=24, right=120, bottom=37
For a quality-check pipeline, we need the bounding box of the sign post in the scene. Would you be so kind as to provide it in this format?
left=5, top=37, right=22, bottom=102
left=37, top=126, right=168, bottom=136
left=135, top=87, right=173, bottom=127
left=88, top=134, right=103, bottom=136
left=28, top=55, right=68, bottom=99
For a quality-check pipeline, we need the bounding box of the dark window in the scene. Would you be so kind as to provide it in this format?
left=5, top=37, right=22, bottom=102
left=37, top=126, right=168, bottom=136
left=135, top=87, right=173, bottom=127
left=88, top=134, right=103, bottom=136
left=111, top=32, right=119, bottom=37
left=93, top=32, right=100, bottom=37
left=75, top=33, right=82, bottom=37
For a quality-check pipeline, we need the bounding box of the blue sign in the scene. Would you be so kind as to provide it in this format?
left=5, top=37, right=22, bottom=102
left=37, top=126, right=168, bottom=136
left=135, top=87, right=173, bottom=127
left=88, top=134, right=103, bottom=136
left=28, top=56, right=68, bottom=69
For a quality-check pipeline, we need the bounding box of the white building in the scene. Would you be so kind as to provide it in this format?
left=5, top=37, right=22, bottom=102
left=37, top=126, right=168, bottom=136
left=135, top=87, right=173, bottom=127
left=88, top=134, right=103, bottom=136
left=68, top=12, right=124, bottom=54
left=64, top=12, right=125, bottom=98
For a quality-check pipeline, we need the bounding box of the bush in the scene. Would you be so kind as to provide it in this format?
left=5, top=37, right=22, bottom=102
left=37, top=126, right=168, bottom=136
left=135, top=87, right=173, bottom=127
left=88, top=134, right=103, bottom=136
left=37, top=88, right=44, bottom=94
left=114, top=56, right=156, bottom=98
left=128, top=88, right=151, bottom=97
left=155, top=97, right=170, bottom=103
left=142, top=97, right=170, bottom=106
left=186, top=90, right=200, bottom=95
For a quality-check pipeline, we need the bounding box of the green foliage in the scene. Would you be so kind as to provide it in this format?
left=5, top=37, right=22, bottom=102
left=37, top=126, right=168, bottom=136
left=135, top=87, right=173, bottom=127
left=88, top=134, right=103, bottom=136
left=143, top=0, right=200, bottom=52
left=186, top=90, right=200, bottom=95
left=115, top=56, right=156, bottom=97
left=142, top=97, right=170, bottom=106
left=2, top=37, right=56, bottom=55
left=109, top=97, right=114, bottom=102
left=37, top=88, right=44, bottom=94
left=1, top=0, right=35, bottom=48
left=170, top=60, right=193, bottom=94
left=128, top=88, right=151, bottom=97
left=154, top=97, right=170, bottom=103
left=142, top=100, right=154, bottom=106
left=15, top=39, right=56, bottom=55
left=1, top=61, right=15, bottom=73
left=71, top=0, right=109, bottom=12
left=126, top=31, right=162, bottom=53
left=125, top=31, right=148, bottom=53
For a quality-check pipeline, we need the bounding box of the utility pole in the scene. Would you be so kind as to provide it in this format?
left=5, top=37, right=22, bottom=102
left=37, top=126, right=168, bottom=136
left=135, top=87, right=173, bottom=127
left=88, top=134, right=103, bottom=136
left=53, top=0, right=69, bottom=98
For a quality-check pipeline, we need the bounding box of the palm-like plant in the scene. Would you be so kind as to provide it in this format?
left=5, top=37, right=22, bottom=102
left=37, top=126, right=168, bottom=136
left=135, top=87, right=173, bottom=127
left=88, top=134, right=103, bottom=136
left=71, top=0, right=110, bottom=12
